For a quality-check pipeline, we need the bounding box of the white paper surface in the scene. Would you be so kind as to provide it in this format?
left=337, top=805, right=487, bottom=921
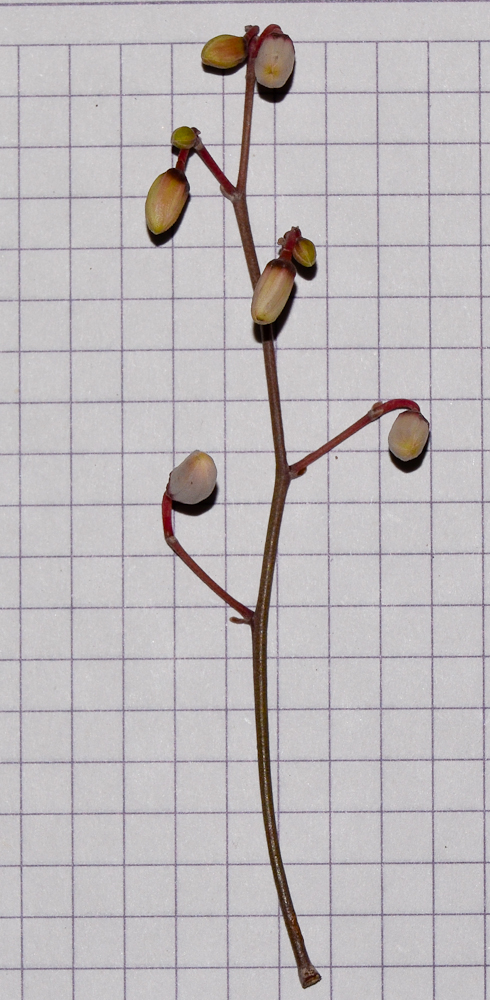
left=1, top=3, right=490, bottom=998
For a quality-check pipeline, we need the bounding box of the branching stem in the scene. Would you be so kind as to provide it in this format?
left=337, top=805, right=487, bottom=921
left=162, top=492, right=253, bottom=623
left=163, top=24, right=426, bottom=988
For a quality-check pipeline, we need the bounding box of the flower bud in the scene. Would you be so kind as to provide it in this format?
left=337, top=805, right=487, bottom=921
left=145, top=168, right=189, bottom=235
left=168, top=451, right=217, bottom=505
left=255, top=32, right=295, bottom=89
left=251, top=258, right=296, bottom=325
left=171, top=126, right=197, bottom=150
left=292, top=238, right=316, bottom=268
left=388, top=411, right=429, bottom=462
left=201, top=34, right=247, bottom=69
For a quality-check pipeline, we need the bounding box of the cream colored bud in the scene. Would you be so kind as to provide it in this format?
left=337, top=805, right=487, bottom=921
left=388, top=411, right=430, bottom=462
left=201, top=34, right=247, bottom=69
left=168, top=451, right=217, bottom=505
left=292, top=238, right=316, bottom=268
left=255, top=33, right=295, bottom=89
left=145, top=168, right=189, bottom=235
left=251, top=258, right=296, bottom=325
left=171, top=126, right=197, bottom=150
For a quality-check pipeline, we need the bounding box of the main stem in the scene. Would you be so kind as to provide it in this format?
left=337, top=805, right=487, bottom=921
left=233, top=45, right=321, bottom=989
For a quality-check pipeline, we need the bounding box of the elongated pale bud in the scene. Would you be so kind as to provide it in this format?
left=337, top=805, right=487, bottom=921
left=171, top=126, right=197, bottom=150
left=201, top=34, right=247, bottom=69
left=255, top=32, right=295, bottom=89
left=292, top=238, right=316, bottom=268
left=167, top=451, right=217, bottom=505
left=388, top=410, right=429, bottom=462
left=251, top=258, right=296, bottom=325
left=145, top=168, right=189, bottom=235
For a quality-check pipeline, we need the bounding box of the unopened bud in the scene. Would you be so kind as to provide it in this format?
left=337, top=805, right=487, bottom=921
left=388, top=411, right=429, bottom=462
left=251, top=258, right=296, bottom=325
left=168, top=451, right=217, bottom=505
left=255, top=32, right=295, bottom=89
left=201, top=34, right=247, bottom=69
left=292, top=238, right=316, bottom=268
left=145, top=168, right=189, bottom=235
left=171, top=126, right=197, bottom=150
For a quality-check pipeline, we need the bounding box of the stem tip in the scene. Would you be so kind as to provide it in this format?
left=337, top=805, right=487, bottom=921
left=298, top=965, right=322, bottom=989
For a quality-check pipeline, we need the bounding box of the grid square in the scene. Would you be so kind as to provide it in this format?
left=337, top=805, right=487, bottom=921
left=379, top=247, right=429, bottom=297
left=20, top=46, right=68, bottom=95
left=71, top=45, right=120, bottom=95
left=331, top=760, right=380, bottom=811
left=379, top=94, right=428, bottom=143
left=75, top=917, right=124, bottom=967
left=74, top=762, right=123, bottom=811
left=435, top=813, right=483, bottom=862
left=327, top=94, right=377, bottom=143
left=127, top=866, right=174, bottom=916
left=435, top=914, right=484, bottom=965
left=379, top=195, right=428, bottom=246
left=383, top=813, right=433, bottom=862
left=23, top=918, right=72, bottom=968
left=379, top=145, right=428, bottom=194
left=383, top=864, right=433, bottom=914
left=20, top=96, right=68, bottom=145
left=378, top=42, right=428, bottom=91
left=122, top=44, right=171, bottom=95
left=331, top=813, right=381, bottom=863
left=327, top=42, right=376, bottom=92
left=23, top=815, right=72, bottom=865
left=430, top=42, right=479, bottom=91
left=71, top=96, right=120, bottom=145
left=431, top=93, right=479, bottom=142
left=23, top=763, right=71, bottom=813
left=327, top=145, right=377, bottom=194
left=383, top=915, right=433, bottom=965
left=332, top=916, right=381, bottom=966
left=431, top=145, right=480, bottom=194
left=71, top=147, right=121, bottom=196
left=435, top=862, right=484, bottom=912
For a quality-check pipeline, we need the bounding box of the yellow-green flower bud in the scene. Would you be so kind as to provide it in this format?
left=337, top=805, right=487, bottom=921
left=255, top=33, right=295, bottom=89
left=388, top=411, right=430, bottom=462
left=145, top=168, right=189, bottom=235
left=251, top=258, right=296, bottom=325
left=171, top=126, right=197, bottom=150
left=168, top=451, right=217, bottom=505
left=292, top=238, right=316, bottom=268
left=201, top=34, right=247, bottom=70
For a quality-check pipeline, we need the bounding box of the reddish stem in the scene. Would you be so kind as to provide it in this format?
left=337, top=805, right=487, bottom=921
left=175, top=147, right=191, bottom=173
left=192, top=132, right=237, bottom=199
left=278, top=226, right=301, bottom=263
left=289, top=399, right=421, bottom=478
left=162, top=492, right=253, bottom=623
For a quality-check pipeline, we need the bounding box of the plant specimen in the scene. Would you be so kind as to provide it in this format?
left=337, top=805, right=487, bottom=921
left=147, top=24, right=430, bottom=989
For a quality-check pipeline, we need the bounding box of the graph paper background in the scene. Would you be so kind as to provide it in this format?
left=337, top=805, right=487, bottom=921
left=1, top=2, right=490, bottom=999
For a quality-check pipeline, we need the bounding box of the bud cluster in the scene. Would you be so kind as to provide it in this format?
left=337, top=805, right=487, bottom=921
left=251, top=228, right=316, bottom=325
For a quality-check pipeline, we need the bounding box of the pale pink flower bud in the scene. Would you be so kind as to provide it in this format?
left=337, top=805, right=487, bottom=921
left=145, top=168, right=189, bottom=235
left=251, top=258, right=296, bottom=325
left=388, top=411, right=430, bottom=462
left=201, top=34, right=247, bottom=69
left=255, top=32, right=295, bottom=89
left=168, top=451, right=217, bottom=505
